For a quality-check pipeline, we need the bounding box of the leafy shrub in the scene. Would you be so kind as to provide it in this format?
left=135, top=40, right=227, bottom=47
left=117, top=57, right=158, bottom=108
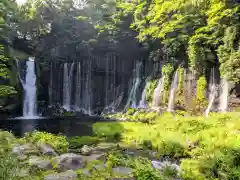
left=24, top=131, right=69, bottom=153
left=69, top=136, right=99, bottom=149
left=133, top=157, right=163, bottom=180
left=0, top=131, right=17, bottom=152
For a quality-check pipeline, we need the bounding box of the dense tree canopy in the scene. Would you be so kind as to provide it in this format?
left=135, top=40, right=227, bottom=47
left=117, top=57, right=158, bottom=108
left=0, top=0, right=18, bottom=98
left=0, top=0, right=240, bottom=103
left=116, top=0, right=240, bottom=81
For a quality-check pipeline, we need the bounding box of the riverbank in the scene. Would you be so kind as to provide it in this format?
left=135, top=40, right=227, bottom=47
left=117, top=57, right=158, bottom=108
left=1, top=112, right=240, bottom=179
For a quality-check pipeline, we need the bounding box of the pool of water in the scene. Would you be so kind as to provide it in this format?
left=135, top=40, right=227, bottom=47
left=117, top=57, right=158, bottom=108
left=0, top=115, right=113, bottom=137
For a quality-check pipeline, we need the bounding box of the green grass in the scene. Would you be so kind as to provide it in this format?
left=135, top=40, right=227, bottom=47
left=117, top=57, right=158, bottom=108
left=94, top=112, right=240, bottom=180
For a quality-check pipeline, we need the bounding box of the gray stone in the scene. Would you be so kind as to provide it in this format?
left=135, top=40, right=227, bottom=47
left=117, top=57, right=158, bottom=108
left=17, top=154, right=28, bottom=161
left=29, top=156, right=53, bottom=170
left=44, top=170, right=77, bottom=180
left=152, top=160, right=180, bottom=176
left=38, top=143, right=58, bottom=156
left=83, top=152, right=106, bottom=162
left=54, top=153, right=86, bottom=171
left=112, top=167, right=133, bottom=176
left=96, top=142, right=117, bottom=151
left=12, top=144, right=38, bottom=155
left=80, top=145, right=93, bottom=156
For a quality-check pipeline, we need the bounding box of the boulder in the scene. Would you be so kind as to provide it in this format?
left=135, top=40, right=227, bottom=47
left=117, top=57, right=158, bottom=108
left=112, top=167, right=133, bottom=176
left=83, top=152, right=106, bottom=162
left=29, top=156, right=53, bottom=170
left=54, top=153, right=86, bottom=171
left=80, top=145, right=93, bottom=156
left=96, top=142, right=117, bottom=151
left=12, top=144, right=39, bottom=156
left=38, top=143, right=58, bottom=156
left=44, top=170, right=77, bottom=180
left=152, top=160, right=180, bottom=176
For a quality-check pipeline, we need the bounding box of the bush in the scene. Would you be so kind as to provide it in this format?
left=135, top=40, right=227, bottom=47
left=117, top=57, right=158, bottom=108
left=133, top=157, right=163, bottom=180
left=69, top=136, right=99, bottom=149
left=24, top=131, right=69, bottom=153
left=0, top=131, right=17, bottom=152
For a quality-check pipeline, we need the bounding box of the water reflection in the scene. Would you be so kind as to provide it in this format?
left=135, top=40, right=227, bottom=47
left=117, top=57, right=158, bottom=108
left=21, top=119, right=37, bottom=136
left=0, top=116, right=110, bottom=137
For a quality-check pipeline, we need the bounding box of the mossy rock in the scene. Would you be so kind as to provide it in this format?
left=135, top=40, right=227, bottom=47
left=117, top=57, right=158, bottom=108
left=69, top=136, right=99, bottom=149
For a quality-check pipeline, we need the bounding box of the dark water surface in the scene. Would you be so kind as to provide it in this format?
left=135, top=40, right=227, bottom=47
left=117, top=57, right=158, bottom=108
left=0, top=115, right=113, bottom=137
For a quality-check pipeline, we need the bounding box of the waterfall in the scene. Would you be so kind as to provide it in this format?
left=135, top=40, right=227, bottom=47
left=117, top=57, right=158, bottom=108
left=74, top=62, right=81, bottom=111
left=138, top=81, right=148, bottom=109
left=167, top=71, right=179, bottom=112
left=152, top=76, right=165, bottom=108
left=82, top=58, right=92, bottom=115
left=48, top=62, right=53, bottom=106
left=22, top=57, right=38, bottom=118
left=205, top=68, right=217, bottom=117
left=124, top=62, right=142, bottom=109
left=219, top=78, right=229, bottom=112
left=62, top=63, right=74, bottom=111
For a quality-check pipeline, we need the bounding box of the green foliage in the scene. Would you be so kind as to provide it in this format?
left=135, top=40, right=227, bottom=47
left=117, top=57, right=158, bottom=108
left=24, top=131, right=69, bottom=153
left=0, top=46, right=17, bottom=97
left=117, top=0, right=240, bottom=81
left=0, top=152, right=30, bottom=180
left=107, top=111, right=159, bottom=124
left=176, top=67, right=185, bottom=107
left=177, top=67, right=184, bottom=96
left=146, top=79, right=158, bottom=105
left=0, top=131, right=17, bottom=152
left=125, top=108, right=136, bottom=115
left=196, top=76, right=208, bottom=111
left=69, top=136, right=99, bottom=149
left=162, top=64, right=174, bottom=104
left=218, top=26, right=240, bottom=83
left=133, top=157, right=163, bottom=180
left=93, top=112, right=240, bottom=179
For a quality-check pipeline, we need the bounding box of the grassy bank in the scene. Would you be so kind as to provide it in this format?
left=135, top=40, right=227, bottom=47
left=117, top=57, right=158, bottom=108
left=1, top=112, right=240, bottom=179
left=95, top=112, right=240, bottom=179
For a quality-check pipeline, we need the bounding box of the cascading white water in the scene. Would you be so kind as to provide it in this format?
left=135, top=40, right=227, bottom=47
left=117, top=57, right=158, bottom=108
left=205, top=68, right=217, bottom=117
left=152, top=76, right=165, bottom=108
left=138, top=81, right=149, bottom=109
left=22, top=57, right=38, bottom=118
left=48, top=63, right=53, bottom=106
left=74, top=62, right=81, bottom=111
left=219, top=78, right=229, bottom=112
left=82, top=58, right=92, bottom=115
left=167, top=71, right=179, bottom=112
left=124, top=62, right=142, bottom=109
left=63, top=63, right=74, bottom=111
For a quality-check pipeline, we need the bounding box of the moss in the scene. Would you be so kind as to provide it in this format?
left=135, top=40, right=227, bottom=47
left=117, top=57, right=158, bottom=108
left=196, top=76, right=208, bottom=111
left=69, top=136, right=99, bottom=149
left=162, top=64, right=174, bottom=104
left=146, top=79, right=158, bottom=105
